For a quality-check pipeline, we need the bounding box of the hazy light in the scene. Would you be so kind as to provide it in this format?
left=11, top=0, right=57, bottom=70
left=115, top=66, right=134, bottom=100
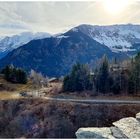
left=102, top=0, right=131, bottom=15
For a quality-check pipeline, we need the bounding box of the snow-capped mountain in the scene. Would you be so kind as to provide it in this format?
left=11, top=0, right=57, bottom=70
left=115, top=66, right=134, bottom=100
left=1, top=24, right=140, bottom=77
left=0, top=32, right=51, bottom=59
left=73, top=24, right=140, bottom=53
left=0, top=24, right=129, bottom=77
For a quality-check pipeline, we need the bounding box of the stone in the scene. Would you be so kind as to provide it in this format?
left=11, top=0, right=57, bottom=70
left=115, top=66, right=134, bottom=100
left=76, top=113, right=140, bottom=139
left=110, top=127, right=127, bottom=138
left=136, top=112, right=140, bottom=121
left=113, top=117, right=140, bottom=139
left=76, top=127, right=115, bottom=139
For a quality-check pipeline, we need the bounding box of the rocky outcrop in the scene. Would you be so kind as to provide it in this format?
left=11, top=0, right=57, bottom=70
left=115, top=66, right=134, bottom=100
left=76, top=112, right=140, bottom=139
left=113, top=117, right=140, bottom=138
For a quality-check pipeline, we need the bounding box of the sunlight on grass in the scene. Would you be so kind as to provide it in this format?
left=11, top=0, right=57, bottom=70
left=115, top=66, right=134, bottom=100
left=0, top=91, right=20, bottom=100
left=0, top=76, right=34, bottom=100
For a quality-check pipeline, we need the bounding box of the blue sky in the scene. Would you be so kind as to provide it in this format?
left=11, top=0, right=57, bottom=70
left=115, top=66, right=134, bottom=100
left=0, top=1, right=140, bottom=36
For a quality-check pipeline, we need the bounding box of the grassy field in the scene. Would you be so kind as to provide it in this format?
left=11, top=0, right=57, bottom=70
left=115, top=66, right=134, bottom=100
left=0, top=77, right=33, bottom=100
left=0, top=91, right=20, bottom=100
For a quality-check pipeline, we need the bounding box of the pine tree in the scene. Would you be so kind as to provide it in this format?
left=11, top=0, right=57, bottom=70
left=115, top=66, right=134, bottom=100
left=4, top=65, right=11, bottom=81
left=128, top=72, right=136, bottom=94
left=2, top=65, right=27, bottom=84
left=63, top=63, right=93, bottom=92
left=111, top=75, right=121, bottom=94
left=17, top=69, right=27, bottom=84
left=128, top=52, right=140, bottom=94
left=96, top=55, right=110, bottom=94
left=63, top=75, right=72, bottom=91
left=20, top=70, right=27, bottom=84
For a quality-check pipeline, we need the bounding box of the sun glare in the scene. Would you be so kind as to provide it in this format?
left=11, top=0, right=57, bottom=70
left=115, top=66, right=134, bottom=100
left=103, top=0, right=131, bottom=15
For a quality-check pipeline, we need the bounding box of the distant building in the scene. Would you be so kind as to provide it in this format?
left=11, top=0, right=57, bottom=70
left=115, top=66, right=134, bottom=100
left=110, top=64, right=128, bottom=72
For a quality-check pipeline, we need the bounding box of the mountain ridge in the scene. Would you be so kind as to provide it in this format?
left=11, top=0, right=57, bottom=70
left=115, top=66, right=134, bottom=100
left=73, top=24, right=140, bottom=53
left=0, top=24, right=132, bottom=77
left=1, top=23, right=140, bottom=58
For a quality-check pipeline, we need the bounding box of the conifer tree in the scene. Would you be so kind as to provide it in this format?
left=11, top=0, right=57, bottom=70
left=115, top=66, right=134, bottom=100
left=4, top=65, right=11, bottom=81
left=128, top=52, right=140, bottom=94
left=63, top=63, right=93, bottom=92
left=96, top=55, right=110, bottom=94
left=1, top=65, right=27, bottom=84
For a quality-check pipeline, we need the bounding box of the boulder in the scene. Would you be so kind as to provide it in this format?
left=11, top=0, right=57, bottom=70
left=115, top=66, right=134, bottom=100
left=76, top=112, right=140, bottom=139
left=113, top=117, right=140, bottom=139
left=76, top=127, right=115, bottom=139
left=110, top=127, right=127, bottom=138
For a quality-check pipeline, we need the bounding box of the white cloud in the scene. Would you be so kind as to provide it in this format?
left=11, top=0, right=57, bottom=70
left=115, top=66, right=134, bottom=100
left=0, top=1, right=139, bottom=36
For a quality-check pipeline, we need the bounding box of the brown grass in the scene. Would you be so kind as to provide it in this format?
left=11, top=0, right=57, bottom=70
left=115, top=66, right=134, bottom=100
left=0, top=77, right=35, bottom=100
left=0, top=77, right=140, bottom=101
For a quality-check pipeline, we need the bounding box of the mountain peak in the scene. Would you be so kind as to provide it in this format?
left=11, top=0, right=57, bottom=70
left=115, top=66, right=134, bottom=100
left=70, top=24, right=140, bottom=53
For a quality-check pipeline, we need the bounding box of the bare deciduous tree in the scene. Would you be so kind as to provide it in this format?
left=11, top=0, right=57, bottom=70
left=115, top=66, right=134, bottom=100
left=30, top=69, right=48, bottom=96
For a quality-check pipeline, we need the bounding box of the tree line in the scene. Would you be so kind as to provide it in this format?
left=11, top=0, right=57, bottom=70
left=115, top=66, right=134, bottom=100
left=1, top=65, right=27, bottom=84
left=63, top=53, right=140, bottom=95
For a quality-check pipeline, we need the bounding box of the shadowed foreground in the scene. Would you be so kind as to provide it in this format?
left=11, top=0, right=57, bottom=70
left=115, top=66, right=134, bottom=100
left=0, top=98, right=140, bottom=138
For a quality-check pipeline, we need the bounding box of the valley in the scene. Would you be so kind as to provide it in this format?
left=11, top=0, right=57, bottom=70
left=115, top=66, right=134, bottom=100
left=1, top=0, right=140, bottom=138
left=0, top=24, right=140, bottom=139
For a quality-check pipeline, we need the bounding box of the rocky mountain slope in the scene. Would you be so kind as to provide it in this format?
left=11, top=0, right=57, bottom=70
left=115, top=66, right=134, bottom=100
left=76, top=24, right=140, bottom=53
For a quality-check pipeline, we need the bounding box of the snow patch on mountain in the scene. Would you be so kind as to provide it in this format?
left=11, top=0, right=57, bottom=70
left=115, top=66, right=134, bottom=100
left=0, top=32, right=51, bottom=53
left=0, top=31, right=51, bottom=59
left=75, top=24, right=140, bottom=52
left=56, top=35, right=69, bottom=39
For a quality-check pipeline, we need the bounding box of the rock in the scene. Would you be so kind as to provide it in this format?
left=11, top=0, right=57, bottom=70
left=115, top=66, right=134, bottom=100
left=136, top=112, right=140, bottom=121
left=76, top=113, right=140, bottom=139
left=110, top=127, right=127, bottom=138
left=113, top=117, right=140, bottom=139
left=76, top=127, right=115, bottom=139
